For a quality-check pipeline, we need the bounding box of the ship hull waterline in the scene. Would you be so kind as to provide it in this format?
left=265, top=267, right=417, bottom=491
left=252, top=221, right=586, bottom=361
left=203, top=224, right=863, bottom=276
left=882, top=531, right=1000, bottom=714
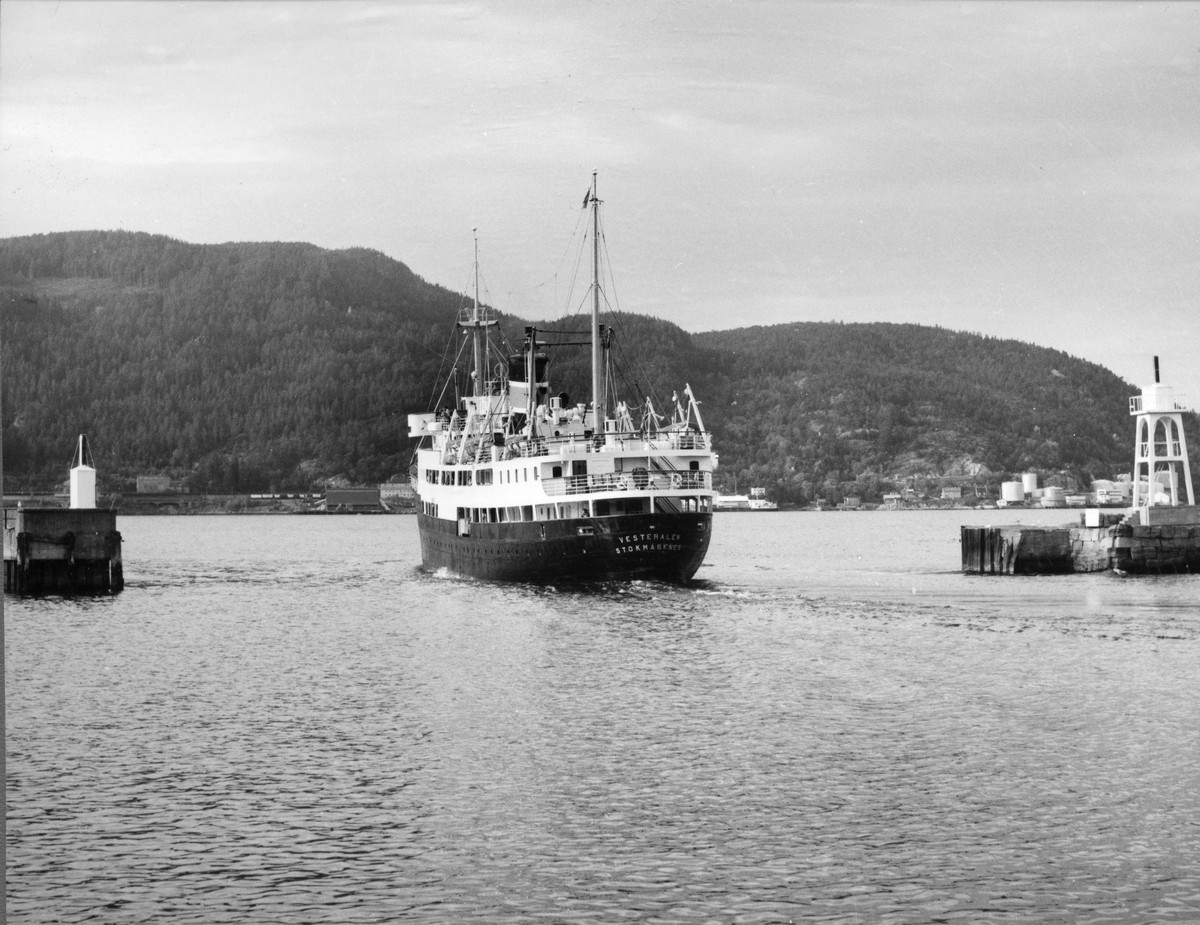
left=417, top=510, right=712, bottom=583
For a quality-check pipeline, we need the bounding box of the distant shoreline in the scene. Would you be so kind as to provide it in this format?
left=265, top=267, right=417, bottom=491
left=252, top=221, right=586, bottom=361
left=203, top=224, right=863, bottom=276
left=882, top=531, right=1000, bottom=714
left=3, top=496, right=1127, bottom=516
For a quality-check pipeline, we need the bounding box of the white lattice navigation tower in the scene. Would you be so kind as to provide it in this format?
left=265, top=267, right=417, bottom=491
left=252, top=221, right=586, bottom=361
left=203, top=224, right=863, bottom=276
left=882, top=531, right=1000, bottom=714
left=1129, top=357, right=1194, bottom=510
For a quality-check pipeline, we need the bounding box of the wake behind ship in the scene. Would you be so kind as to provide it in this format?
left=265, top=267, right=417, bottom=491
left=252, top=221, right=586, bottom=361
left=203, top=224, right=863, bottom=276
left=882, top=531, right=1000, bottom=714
left=407, top=174, right=716, bottom=582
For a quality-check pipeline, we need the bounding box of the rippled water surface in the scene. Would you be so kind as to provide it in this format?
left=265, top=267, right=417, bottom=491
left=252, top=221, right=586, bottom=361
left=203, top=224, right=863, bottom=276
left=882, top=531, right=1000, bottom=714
left=7, top=511, right=1200, bottom=923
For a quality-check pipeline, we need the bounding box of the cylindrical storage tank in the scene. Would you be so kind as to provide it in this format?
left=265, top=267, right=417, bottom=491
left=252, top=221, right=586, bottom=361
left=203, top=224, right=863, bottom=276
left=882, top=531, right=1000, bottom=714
left=70, top=465, right=97, bottom=508
left=1001, top=481, right=1025, bottom=503
left=1022, top=472, right=1038, bottom=493
left=1043, top=486, right=1064, bottom=502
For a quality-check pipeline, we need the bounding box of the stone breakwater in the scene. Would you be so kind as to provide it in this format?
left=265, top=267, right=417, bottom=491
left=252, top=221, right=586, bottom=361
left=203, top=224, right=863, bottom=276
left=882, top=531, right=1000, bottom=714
left=962, top=506, right=1200, bottom=575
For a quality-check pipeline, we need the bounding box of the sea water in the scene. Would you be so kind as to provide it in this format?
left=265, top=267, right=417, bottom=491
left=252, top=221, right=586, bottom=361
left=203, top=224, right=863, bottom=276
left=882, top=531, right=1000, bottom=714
left=6, top=511, right=1199, bottom=923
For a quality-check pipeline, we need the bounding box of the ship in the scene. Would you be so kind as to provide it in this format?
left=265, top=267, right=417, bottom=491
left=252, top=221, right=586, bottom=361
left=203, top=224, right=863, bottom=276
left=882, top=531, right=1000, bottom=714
left=406, top=173, right=717, bottom=582
left=748, top=487, right=778, bottom=511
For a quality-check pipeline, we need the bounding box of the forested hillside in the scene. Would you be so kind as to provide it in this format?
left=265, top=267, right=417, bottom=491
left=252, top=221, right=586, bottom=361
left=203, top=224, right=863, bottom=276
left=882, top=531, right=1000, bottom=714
left=694, top=323, right=1165, bottom=504
left=0, top=230, right=470, bottom=490
left=2, top=231, right=1186, bottom=503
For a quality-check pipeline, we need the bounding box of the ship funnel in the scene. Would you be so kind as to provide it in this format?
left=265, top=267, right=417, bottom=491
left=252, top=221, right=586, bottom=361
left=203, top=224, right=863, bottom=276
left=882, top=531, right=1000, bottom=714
left=70, top=434, right=97, bottom=509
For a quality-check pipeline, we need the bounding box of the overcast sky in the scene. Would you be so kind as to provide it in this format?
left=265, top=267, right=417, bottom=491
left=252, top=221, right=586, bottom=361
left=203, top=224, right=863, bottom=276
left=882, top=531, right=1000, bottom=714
left=3, top=0, right=1198, bottom=410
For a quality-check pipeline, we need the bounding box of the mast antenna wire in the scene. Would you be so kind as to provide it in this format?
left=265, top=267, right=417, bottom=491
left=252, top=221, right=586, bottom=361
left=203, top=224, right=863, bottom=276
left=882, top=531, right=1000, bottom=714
left=540, top=183, right=672, bottom=416
left=425, top=322, right=471, bottom=412
left=535, top=207, right=591, bottom=315
left=590, top=208, right=671, bottom=414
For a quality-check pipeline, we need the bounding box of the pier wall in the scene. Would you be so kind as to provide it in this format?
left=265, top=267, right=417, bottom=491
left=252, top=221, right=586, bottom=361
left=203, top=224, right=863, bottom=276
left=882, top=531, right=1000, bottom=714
left=963, top=506, right=1200, bottom=575
left=1108, top=521, right=1200, bottom=573
left=3, top=507, right=123, bottom=593
left=961, top=525, right=1073, bottom=575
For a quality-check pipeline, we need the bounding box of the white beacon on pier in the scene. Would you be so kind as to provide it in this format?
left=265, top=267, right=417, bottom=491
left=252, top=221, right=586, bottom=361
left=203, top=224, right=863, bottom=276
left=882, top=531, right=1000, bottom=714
left=69, top=434, right=97, bottom=509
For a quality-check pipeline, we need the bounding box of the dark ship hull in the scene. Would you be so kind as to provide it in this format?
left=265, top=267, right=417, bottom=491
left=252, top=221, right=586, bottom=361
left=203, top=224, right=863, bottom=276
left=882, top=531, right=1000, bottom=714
left=418, top=510, right=712, bottom=583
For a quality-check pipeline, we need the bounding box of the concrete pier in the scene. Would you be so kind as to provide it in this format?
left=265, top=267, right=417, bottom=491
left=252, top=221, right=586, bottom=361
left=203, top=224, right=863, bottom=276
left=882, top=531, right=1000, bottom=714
left=961, top=524, right=1073, bottom=575
left=962, top=506, right=1200, bottom=575
left=3, top=507, right=124, bottom=594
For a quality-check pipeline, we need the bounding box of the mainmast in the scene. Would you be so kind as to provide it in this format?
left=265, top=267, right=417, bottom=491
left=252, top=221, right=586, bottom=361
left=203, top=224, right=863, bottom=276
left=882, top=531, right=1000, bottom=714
left=457, top=229, right=497, bottom=401
left=471, top=228, right=485, bottom=397
left=590, top=171, right=602, bottom=431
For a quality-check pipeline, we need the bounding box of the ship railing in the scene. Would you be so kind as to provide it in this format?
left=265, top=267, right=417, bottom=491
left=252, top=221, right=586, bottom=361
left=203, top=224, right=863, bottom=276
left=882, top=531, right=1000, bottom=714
left=504, top=437, right=550, bottom=458
left=631, top=430, right=712, bottom=452
left=542, top=471, right=710, bottom=497
left=506, top=429, right=712, bottom=458
left=661, top=431, right=709, bottom=451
